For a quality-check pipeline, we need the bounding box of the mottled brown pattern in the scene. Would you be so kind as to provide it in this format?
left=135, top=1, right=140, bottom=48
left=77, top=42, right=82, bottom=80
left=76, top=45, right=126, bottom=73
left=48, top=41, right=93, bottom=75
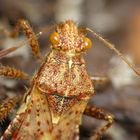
left=36, top=50, right=94, bottom=99
left=47, top=94, right=77, bottom=122
left=1, top=20, right=95, bottom=140
left=52, top=100, right=88, bottom=140
left=52, top=20, right=88, bottom=52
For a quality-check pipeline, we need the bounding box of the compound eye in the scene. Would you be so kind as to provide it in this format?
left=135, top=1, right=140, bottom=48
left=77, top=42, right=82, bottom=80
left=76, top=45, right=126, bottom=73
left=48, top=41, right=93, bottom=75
left=83, top=37, right=92, bottom=49
left=50, top=32, right=60, bottom=45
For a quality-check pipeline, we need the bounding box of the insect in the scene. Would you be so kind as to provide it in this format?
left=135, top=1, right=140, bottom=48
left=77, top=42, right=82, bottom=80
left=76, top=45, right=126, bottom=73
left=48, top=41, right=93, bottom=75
left=0, top=19, right=140, bottom=140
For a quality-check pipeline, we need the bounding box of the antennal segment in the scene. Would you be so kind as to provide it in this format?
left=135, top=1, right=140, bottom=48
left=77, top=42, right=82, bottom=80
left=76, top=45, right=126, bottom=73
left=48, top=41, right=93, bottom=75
left=81, top=27, right=140, bottom=77
left=0, top=24, right=55, bottom=59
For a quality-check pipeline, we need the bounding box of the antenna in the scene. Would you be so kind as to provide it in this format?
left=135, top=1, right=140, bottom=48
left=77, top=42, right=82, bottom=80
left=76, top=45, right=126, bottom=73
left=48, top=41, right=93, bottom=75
left=80, top=27, right=140, bottom=77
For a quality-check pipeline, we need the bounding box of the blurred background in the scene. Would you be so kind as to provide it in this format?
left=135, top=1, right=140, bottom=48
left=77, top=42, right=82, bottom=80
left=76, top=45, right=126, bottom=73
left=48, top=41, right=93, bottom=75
left=0, top=0, right=140, bottom=140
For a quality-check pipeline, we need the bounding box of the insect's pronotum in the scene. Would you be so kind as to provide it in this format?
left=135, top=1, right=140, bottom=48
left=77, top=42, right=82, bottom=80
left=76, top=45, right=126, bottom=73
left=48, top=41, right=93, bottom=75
left=0, top=19, right=140, bottom=140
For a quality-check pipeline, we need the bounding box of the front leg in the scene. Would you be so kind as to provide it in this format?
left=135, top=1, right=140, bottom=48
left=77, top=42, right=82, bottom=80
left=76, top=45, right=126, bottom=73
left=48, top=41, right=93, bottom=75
left=0, top=19, right=42, bottom=59
left=84, top=105, right=114, bottom=140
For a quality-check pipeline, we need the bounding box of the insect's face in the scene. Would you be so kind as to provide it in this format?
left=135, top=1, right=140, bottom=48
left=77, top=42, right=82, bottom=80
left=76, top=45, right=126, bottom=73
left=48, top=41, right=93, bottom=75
left=50, top=20, right=92, bottom=53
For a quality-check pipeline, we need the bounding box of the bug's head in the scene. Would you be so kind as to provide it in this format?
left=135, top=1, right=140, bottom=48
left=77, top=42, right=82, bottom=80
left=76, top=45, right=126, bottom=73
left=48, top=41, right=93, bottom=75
left=50, top=20, right=92, bottom=53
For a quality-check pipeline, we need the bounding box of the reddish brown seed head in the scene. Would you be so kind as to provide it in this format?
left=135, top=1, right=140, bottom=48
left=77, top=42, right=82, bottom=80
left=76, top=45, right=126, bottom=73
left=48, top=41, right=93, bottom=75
left=50, top=20, right=92, bottom=53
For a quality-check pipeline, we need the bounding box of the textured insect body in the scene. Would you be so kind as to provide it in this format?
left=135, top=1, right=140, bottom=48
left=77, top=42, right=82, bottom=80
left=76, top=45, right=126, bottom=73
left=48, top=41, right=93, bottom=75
left=1, top=19, right=139, bottom=140
left=1, top=21, right=94, bottom=140
left=36, top=49, right=94, bottom=123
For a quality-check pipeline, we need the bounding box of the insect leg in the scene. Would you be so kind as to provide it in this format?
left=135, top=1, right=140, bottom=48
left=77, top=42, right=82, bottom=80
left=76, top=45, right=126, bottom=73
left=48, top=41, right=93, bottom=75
left=0, top=96, right=21, bottom=121
left=0, top=64, right=30, bottom=80
left=90, top=76, right=109, bottom=85
left=0, top=19, right=42, bottom=60
left=84, top=105, right=114, bottom=140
